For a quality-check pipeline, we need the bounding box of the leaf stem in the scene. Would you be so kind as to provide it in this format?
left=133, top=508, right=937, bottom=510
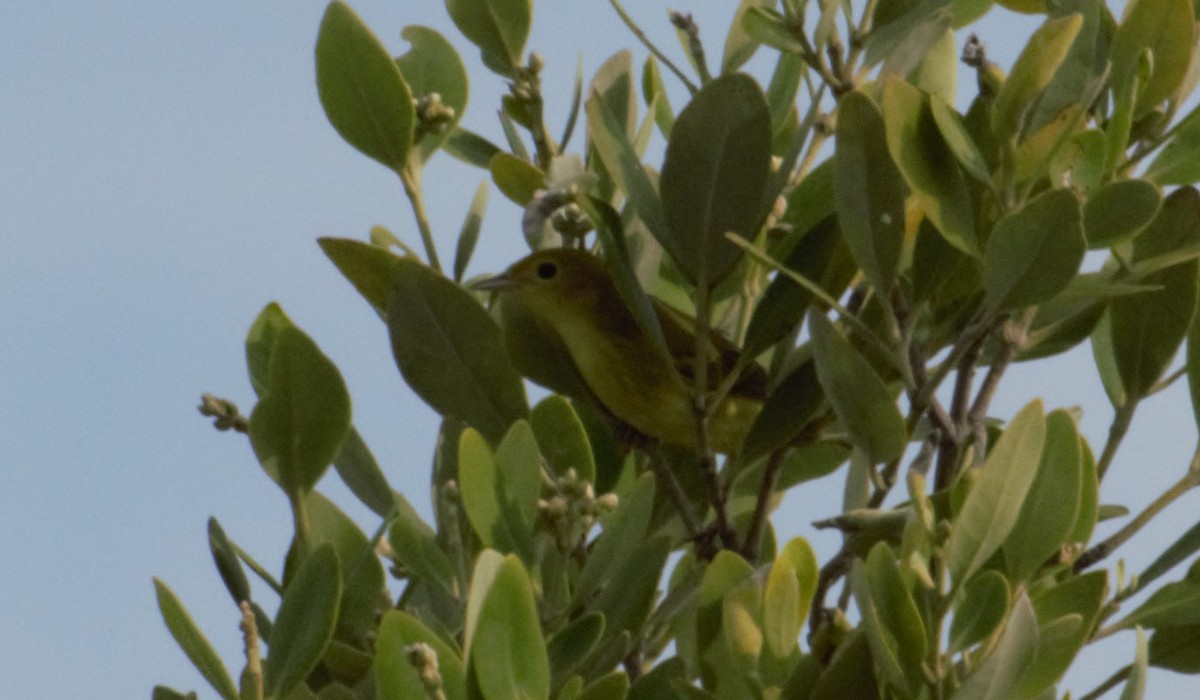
left=399, top=166, right=444, bottom=273
left=1096, top=399, right=1139, bottom=480
left=607, top=0, right=698, bottom=94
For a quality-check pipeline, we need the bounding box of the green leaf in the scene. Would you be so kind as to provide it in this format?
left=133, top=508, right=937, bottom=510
left=388, top=495, right=458, bottom=598
left=722, top=0, right=772, bottom=74
left=1115, top=578, right=1200, bottom=630
left=458, top=429, right=534, bottom=560
left=207, top=518, right=250, bottom=607
left=153, top=579, right=239, bottom=700
left=834, top=90, right=906, bottom=294
left=852, top=542, right=927, bottom=696
left=445, top=127, right=503, bottom=169
left=530, top=395, right=595, bottom=483
left=444, top=0, right=531, bottom=77
left=245, top=302, right=291, bottom=397
left=249, top=324, right=352, bottom=495
left=376, top=610, right=468, bottom=700
left=152, top=688, right=197, bottom=700
left=948, top=570, right=1010, bottom=653
left=659, top=73, right=772, bottom=286
left=586, top=90, right=671, bottom=252
left=1110, top=187, right=1200, bottom=398
left=1141, top=520, right=1200, bottom=591
left=495, top=420, right=542, bottom=529
left=574, top=472, right=656, bottom=605
left=950, top=593, right=1040, bottom=700
left=931, top=97, right=991, bottom=183
left=991, top=13, right=1083, bottom=142
left=1017, top=569, right=1109, bottom=695
left=763, top=537, right=818, bottom=657
left=1084, top=179, right=1162, bottom=249
left=642, top=56, right=674, bottom=139
left=723, top=579, right=764, bottom=666
left=1002, top=409, right=1083, bottom=583
left=387, top=258, right=527, bottom=444
left=396, top=25, right=468, bottom=162
left=908, top=26, right=958, bottom=102
left=947, top=400, right=1046, bottom=587
left=333, top=426, right=395, bottom=518
left=592, top=51, right=637, bottom=140
left=882, top=76, right=977, bottom=255
left=468, top=554, right=550, bottom=700
left=808, top=310, right=907, bottom=464
left=1111, top=0, right=1196, bottom=117
left=319, top=238, right=408, bottom=315
left=1149, top=623, right=1200, bottom=673
left=453, top=180, right=489, bottom=282
left=547, top=614, right=606, bottom=690
left=264, top=545, right=342, bottom=699
left=490, top=152, right=545, bottom=206
left=983, top=188, right=1085, bottom=312
left=1121, top=628, right=1149, bottom=700
left=579, top=672, right=630, bottom=700
left=592, top=535, right=672, bottom=642
left=742, top=8, right=807, bottom=55
left=315, top=2, right=414, bottom=172
left=811, top=631, right=879, bottom=700
left=1147, top=107, right=1200, bottom=184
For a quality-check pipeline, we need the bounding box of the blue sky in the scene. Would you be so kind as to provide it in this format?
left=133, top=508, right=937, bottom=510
left=1, top=0, right=1197, bottom=697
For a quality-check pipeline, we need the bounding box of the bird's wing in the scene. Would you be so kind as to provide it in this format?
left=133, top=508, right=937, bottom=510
left=652, top=299, right=768, bottom=401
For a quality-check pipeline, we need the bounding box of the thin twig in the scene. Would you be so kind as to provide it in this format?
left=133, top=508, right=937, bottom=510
left=647, top=446, right=703, bottom=540
left=1077, top=664, right=1131, bottom=700
left=606, top=0, right=698, bottom=94
left=743, top=448, right=788, bottom=560
left=1096, top=399, right=1138, bottom=481
left=399, top=166, right=444, bottom=273
left=689, top=283, right=737, bottom=553
left=1076, top=453, right=1200, bottom=573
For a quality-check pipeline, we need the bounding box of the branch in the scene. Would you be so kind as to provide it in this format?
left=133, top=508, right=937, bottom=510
left=1075, top=450, right=1200, bottom=573
left=1096, top=399, right=1139, bottom=480
left=742, top=448, right=788, bottom=560
left=399, top=166, right=444, bottom=274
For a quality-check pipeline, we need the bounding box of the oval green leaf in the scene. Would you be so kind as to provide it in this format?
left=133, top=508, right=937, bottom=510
left=948, top=570, right=1010, bottom=653
left=469, top=554, right=550, bottom=700
left=316, top=1, right=414, bottom=172
left=376, top=610, right=468, bottom=700
left=444, top=0, right=531, bottom=77
left=982, top=188, right=1085, bottom=311
left=387, top=258, right=527, bottom=444
left=396, top=25, right=468, bottom=162
left=530, top=395, right=595, bottom=482
left=808, top=310, right=907, bottom=464
left=249, top=324, right=352, bottom=495
left=1084, top=179, right=1162, bottom=249
left=946, top=399, right=1046, bottom=587
left=659, top=73, right=772, bottom=286
left=834, top=90, right=906, bottom=294
left=1111, top=0, right=1196, bottom=117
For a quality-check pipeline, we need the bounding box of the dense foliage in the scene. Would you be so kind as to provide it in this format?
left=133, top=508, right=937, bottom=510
left=157, top=1, right=1200, bottom=698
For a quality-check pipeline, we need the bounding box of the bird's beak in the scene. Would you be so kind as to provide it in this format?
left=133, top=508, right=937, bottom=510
left=470, top=273, right=515, bottom=292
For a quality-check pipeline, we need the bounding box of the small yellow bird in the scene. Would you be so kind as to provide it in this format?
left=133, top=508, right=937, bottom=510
left=474, top=248, right=766, bottom=453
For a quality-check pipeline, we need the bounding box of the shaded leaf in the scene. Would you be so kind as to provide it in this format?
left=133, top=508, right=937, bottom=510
left=387, top=258, right=528, bottom=444
left=983, top=188, right=1085, bottom=311
left=852, top=542, right=926, bottom=696
left=659, top=73, right=772, bottom=286
left=264, top=545, right=342, bottom=699
left=948, top=570, right=1009, bottom=653
left=882, top=76, right=977, bottom=254
left=396, top=25, right=468, bottom=162
left=531, top=395, right=595, bottom=483
left=453, top=180, right=489, bottom=282
left=444, top=0, right=531, bottom=77
left=834, top=90, right=906, bottom=293
left=808, top=310, right=907, bottom=464
left=333, top=426, right=395, bottom=518
left=950, top=593, right=1039, bottom=700
left=1084, top=179, right=1162, bottom=249
left=1149, top=623, right=1200, bottom=673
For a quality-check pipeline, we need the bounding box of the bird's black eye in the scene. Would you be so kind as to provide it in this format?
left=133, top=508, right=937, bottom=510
left=536, top=261, right=558, bottom=280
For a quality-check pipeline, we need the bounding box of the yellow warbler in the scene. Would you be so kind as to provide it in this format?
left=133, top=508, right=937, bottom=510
left=474, top=248, right=766, bottom=453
